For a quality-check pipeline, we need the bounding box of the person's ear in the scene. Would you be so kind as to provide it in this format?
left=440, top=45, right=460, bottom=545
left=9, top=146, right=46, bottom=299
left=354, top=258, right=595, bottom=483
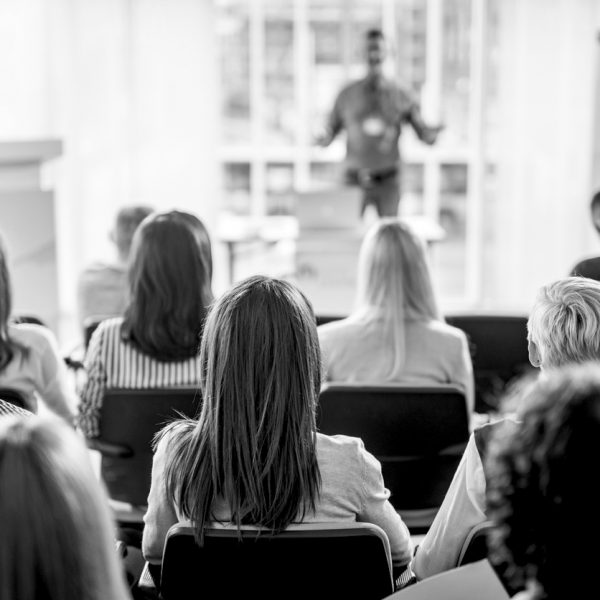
left=528, top=339, right=542, bottom=368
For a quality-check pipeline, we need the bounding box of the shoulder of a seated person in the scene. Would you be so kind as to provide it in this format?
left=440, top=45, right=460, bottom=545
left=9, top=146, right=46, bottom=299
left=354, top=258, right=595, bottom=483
left=154, top=418, right=196, bottom=453
left=8, top=322, right=57, bottom=349
left=317, top=318, right=359, bottom=344
left=408, top=319, right=466, bottom=342
left=316, top=431, right=368, bottom=460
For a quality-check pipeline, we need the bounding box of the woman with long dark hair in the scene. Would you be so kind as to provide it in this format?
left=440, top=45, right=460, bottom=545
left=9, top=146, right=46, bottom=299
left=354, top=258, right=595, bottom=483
left=77, top=210, right=213, bottom=438
left=142, top=276, right=412, bottom=572
left=0, top=234, right=75, bottom=421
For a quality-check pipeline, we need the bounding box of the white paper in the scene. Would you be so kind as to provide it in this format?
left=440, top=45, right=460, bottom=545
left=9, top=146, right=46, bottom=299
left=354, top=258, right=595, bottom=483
left=387, top=560, right=510, bottom=600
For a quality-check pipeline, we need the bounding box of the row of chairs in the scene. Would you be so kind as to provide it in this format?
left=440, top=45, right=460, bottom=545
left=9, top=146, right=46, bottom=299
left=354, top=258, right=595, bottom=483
left=82, top=313, right=533, bottom=414
left=0, top=385, right=489, bottom=599
left=145, top=520, right=493, bottom=599
left=317, top=313, right=534, bottom=413
left=89, top=384, right=469, bottom=534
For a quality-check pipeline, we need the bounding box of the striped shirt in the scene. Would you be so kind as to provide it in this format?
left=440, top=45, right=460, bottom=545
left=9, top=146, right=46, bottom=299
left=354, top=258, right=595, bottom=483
left=0, top=398, right=32, bottom=418
left=77, top=318, right=202, bottom=438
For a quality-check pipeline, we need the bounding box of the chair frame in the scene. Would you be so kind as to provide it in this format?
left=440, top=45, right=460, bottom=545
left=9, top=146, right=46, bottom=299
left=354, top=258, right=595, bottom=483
left=317, top=383, right=470, bottom=531
left=0, top=387, right=29, bottom=410
left=156, top=522, right=395, bottom=600
left=456, top=520, right=494, bottom=567
left=88, top=387, right=201, bottom=509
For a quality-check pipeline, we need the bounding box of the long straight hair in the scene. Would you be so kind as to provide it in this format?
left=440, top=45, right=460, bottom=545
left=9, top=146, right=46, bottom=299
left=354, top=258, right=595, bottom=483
left=354, top=219, right=442, bottom=378
left=121, top=210, right=214, bottom=361
left=162, top=276, right=322, bottom=540
left=0, top=415, right=130, bottom=600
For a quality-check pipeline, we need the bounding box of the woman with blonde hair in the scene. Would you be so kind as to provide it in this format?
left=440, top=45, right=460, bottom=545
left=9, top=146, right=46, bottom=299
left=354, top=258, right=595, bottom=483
left=0, top=415, right=131, bottom=600
left=318, top=218, right=473, bottom=411
left=142, top=276, right=412, bottom=577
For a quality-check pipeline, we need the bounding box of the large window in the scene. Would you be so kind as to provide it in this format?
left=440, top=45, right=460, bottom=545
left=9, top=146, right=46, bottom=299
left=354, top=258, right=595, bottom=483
left=216, top=0, right=494, bottom=307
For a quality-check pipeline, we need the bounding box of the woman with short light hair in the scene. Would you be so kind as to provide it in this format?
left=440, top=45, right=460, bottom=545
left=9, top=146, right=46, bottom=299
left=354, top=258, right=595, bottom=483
left=527, top=276, right=600, bottom=370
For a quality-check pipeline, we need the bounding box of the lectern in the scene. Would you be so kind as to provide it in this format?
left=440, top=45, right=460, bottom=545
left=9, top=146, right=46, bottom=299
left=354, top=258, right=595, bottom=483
left=0, top=139, right=62, bottom=332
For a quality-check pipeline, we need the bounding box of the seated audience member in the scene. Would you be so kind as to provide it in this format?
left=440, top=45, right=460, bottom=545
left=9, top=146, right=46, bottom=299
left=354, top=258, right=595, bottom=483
left=77, top=205, right=153, bottom=329
left=0, top=415, right=131, bottom=600
left=142, top=276, right=413, bottom=582
left=0, top=235, right=76, bottom=422
left=412, top=276, right=600, bottom=580
left=318, top=218, right=474, bottom=413
left=570, top=190, right=600, bottom=280
left=486, top=364, right=600, bottom=600
left=77, top=210, right=213, bottom=438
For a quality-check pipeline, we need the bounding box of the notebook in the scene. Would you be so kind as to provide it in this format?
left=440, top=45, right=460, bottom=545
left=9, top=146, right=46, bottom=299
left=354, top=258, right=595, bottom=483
left=387, top=560, right=510, bottom=600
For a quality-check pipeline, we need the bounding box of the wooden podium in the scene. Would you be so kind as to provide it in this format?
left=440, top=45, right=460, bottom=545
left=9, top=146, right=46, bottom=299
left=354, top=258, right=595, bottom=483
left=0, top=139, right=62, bottom=332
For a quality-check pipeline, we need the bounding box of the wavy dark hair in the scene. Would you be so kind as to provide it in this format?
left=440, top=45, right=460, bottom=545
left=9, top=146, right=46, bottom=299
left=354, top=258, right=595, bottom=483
left=121, top=210, right=213, bottom=361
left=161, top=276, right=322, bottom=541
left=486, top=364, right=600, bottom=599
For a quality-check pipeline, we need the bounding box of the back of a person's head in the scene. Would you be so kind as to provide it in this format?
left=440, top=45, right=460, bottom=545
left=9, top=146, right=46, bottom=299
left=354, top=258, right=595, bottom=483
left=113, top=204, right=154, bottom=259
left=123, top=209, right=214, bottom=361
left=355, top=218, right=440, bottom=321
left=527, top=277, right=600, bottom=369
left=164, top=275, right=321, bottom=538
left=486, top=364, right=600, bottom=599
left=365, top=28, right=385, bottom=42
left=0, top=415, right=129, bottom=600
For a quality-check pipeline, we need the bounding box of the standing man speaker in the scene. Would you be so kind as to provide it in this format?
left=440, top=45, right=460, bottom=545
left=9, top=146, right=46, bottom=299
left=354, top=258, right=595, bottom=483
left=316, top=29, right=443, bottom=218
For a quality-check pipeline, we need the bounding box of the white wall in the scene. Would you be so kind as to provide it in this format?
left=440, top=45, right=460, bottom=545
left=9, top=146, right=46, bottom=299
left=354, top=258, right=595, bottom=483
left=2, top=0, right=600, bottom=335
left=0, top=0, right=222, bottom=345
left=483, top=0, right=600, bottom=311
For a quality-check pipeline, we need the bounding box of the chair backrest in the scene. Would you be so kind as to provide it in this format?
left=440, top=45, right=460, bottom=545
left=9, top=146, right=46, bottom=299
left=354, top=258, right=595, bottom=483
left=0, top=387, right=29, bottom=410
left=98, top=387, right=201, bottom=506
left=315, top=314, right=346, bottom=327
left=444, top=314, right=534, bottom=412
left=317, top=384, right=469, bottom=527
left=83, top=316, right=105, bottom=350
left=159, top=522, right=394, bottom=600
left=10, top=314, right=46, bottom=327
left=457, top=520, right=493, bottom=567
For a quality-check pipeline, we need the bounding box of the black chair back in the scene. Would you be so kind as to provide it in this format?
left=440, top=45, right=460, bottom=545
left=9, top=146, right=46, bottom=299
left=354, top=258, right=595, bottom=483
left=317, top=384, right=469, bottom=530
left=11, top=314, right=46, bottom=327
left=83, top=316, right=105, bottom=350
left=94, top=387, right=201, bottom=507
left=445, top=314, right=535, bottom=412
left=0, top=387, right=29, bottom=410
left=457, top=520, right=493, bottom=567
left=315, top=314, right=346, bottom=327
left=159, top=523, right=394, bottom=600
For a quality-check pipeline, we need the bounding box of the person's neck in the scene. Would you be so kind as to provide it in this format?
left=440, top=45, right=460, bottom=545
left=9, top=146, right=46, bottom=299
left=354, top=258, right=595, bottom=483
left=366, top=68, right=384, bottom=81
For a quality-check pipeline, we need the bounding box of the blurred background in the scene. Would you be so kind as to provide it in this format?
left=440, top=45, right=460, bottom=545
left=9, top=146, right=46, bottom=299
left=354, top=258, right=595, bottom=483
left=1, top=0, right=599, bottom=347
